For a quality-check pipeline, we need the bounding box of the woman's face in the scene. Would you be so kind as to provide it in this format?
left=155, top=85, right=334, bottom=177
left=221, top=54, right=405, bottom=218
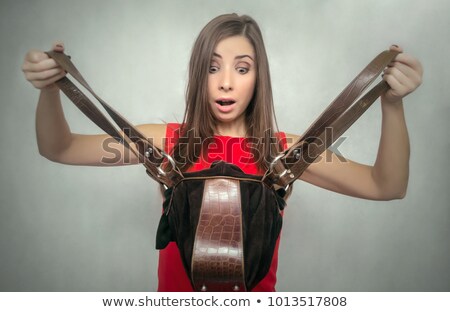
left=207, top=35, right=256, bottom=128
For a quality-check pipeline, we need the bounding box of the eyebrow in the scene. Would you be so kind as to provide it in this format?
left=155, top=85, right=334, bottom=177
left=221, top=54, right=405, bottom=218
left=212, top=52, right=254, bottom=61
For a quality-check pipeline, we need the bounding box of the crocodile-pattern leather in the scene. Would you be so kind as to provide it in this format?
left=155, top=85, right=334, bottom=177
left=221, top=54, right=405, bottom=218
left=191, top=178, right=246, bottom=291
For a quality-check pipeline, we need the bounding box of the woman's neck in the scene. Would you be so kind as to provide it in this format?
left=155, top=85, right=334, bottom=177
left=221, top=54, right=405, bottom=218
left=214, top=119, right=247, bottom=137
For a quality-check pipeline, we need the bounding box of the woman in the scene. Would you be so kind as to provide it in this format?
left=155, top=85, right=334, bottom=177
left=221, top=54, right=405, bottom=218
left=21, top=14, right=423, bottom=291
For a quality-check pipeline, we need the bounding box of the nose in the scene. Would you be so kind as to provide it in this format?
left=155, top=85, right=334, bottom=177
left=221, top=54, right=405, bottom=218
left=219, top=68, right=233, bottom=91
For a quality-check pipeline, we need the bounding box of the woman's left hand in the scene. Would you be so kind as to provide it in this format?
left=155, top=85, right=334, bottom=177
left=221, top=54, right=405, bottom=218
left=382, top=45, right=423, bottom=104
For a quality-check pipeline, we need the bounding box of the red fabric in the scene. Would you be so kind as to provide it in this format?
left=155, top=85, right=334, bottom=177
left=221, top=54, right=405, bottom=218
left=157, top=123, right=287, bottom=292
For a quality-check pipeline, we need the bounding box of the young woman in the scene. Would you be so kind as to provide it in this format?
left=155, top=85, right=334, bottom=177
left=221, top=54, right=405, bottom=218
left=22, top=14, right=422, bottom=291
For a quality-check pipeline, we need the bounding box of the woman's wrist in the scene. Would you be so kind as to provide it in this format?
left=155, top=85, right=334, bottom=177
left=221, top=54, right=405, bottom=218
left=41, top=84, right=60, bottom=95
left=380, top=95, right=404, bottom=111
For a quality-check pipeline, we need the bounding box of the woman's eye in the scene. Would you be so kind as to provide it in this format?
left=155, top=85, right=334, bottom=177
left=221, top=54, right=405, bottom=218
left=209, top=66, right=219, bottom=73
left=237, top=67, right=249, bottom=74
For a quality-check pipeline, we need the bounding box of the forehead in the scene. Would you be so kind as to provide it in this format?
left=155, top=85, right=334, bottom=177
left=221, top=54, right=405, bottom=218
left=213, top=35, right=255, bottom=57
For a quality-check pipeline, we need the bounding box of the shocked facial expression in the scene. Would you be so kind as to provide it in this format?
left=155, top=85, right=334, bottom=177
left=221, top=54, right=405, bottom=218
left=208, top=35, right=256, bottom=126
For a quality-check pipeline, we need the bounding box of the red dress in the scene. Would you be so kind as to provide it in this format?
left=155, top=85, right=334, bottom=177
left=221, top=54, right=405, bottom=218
left=157, top=123, right=287, bottom=292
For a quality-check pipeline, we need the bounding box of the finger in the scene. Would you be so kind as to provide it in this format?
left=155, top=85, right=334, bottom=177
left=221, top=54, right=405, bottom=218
left=389, top=45, right=402, bottom=54
left=32, top=71, right=66, bottom=89
left=52, top=41, right=65, bottom=52
left=387, top=62, right=422, bottom=86
left=383, top=74, right=407, bottom=97
left=384, top=62, right=422, bottom=97
left=25, top=67, right=65, bottom=81
left=384, top=66, right=408, bottom=87
left=389, top=44, right=403, bottom=53
left=25, top=49, right=49, bottom=64
left=393, top=53, right=423, bottom=74
left=22, top=58, right=61, bottom=73
left=385, top=63, right=410, bottom=79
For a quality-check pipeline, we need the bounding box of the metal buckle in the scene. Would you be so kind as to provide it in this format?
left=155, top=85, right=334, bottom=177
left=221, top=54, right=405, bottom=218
left=156, top=151, right=177, bottom=177
left=144, top=147, right=180, bottom=189
left=144, top=147, right=177, bottom=177
left=269, top=154, right=288, bottom=179
left=267, top=154, right=295, bottom=192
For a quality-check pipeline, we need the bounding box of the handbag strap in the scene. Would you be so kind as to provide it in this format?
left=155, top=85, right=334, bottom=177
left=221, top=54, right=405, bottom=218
left=45, top=51, right=183, bottom=188
left=263, top=50, right=399, bottom=188
left=47, top=50, right=398, bottom=190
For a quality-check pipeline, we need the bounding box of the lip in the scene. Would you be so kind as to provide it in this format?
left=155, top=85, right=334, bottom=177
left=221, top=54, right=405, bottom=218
left=215, top=97, right=236, bottom=105
left=215, top=102, right=236, bottom=113
left=215, top=97, right=236, bottom=113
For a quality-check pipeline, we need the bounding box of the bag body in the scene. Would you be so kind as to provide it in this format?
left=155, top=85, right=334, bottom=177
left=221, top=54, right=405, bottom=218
left=156, top=161, right=285, bottom=291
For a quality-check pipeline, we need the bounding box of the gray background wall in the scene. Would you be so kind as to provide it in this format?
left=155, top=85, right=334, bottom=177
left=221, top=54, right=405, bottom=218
left=1, top=0, right=449, bottom=291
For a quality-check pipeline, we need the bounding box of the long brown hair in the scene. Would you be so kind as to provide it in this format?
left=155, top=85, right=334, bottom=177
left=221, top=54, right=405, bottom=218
left=171, top=13, right=282, bottom=172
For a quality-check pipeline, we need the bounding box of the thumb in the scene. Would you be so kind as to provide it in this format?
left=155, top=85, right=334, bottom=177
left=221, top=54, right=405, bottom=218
left=52, top=41, right=65, bottom=52
left=389, top=44, right=403, bottom=53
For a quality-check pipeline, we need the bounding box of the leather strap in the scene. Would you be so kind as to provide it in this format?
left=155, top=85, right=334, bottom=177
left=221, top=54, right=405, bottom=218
left=263, top=50, right=399, bottom=188
left=191, top=178, right=246, bottom=291
left=45, top=51, right=183, bottom=187
left=47, top=50, right=398, bottom=190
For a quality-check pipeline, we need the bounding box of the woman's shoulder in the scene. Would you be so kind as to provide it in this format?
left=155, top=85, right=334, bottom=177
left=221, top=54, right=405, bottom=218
left=281, top=132, right=300, bottom=149
left=137, top=123, right=186, bottom=152
left=135, top=123, right=168, bottom=150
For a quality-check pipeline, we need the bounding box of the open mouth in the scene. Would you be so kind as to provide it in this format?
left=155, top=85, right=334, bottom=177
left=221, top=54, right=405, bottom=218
left=216, top=100, right=236, bottom=106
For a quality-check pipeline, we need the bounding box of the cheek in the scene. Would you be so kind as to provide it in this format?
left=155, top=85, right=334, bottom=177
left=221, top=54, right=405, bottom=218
left=207, top=77, right=215, bottom=99
left=244, top=77, right=256, bottom=98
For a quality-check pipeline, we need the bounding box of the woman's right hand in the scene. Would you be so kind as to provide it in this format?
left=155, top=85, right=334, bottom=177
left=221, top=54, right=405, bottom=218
left=22, top=42, right=67, bottom=91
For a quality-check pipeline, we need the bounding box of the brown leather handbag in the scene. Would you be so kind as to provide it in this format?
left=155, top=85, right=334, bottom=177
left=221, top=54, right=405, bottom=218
left=46, top=49, right=398, bottom=291
left=156, top=161, right=286, bottom=291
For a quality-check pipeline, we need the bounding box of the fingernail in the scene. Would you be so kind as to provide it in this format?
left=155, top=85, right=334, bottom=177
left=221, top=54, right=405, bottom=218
left=392, top=44, right=399, bottom=48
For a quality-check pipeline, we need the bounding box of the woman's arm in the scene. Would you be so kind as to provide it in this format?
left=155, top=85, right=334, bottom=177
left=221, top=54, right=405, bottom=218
left=23, top=43, right=166, bottom=166
left=286, top=46, right=423, bottom=200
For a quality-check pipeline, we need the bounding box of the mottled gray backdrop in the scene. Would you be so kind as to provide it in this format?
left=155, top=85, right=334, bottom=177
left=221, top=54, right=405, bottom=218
left=1, top=0, right=449, bottom=291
